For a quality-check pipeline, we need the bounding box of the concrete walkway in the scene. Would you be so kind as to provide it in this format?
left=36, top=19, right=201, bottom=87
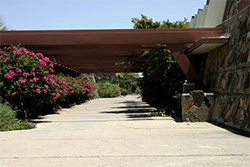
left=0, top=95, right=249, bottom=167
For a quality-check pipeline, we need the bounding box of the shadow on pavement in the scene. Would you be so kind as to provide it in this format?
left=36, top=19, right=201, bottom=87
left=31, top=117, right=53, bottom=124
left=101, top=109, right=154, bottom=114
left=31, top=120, right=53, bottom=124
left=172, top=116, right=183, bottom=123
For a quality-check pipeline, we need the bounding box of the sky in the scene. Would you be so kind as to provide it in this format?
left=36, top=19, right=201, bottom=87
left=1, top=0, right=207, bottom=30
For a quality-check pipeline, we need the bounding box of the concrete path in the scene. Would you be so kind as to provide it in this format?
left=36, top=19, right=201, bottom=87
left=0, top=95, right=249, bottom=167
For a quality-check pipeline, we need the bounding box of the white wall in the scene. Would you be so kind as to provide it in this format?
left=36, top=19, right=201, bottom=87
left=190, top=0, right=227, bottom=28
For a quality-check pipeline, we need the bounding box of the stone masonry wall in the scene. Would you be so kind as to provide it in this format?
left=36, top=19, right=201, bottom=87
left=203, top=4, right=250, bottom=134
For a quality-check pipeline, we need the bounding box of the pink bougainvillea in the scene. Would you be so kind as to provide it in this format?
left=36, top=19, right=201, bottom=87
left=23, top=72, right=29, bottom=77
left=0, top=45, right=94, bottom=118
left=36, top=89, right=41, bottom=94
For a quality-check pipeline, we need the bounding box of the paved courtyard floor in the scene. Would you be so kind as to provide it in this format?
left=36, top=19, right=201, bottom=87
left=0, top=95, right=249, bottom=167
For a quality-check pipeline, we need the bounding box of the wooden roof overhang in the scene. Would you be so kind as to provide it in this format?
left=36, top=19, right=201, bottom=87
left=0, top=28, right=225, bottom=87
left=185, top=37, right=229, bottom=55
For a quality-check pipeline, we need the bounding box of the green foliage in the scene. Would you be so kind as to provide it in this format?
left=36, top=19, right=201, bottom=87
left=132, top=80, right=141, bottom=94
left=131, top=14, right=161, bottom=29
left=120, top=88, right=128, bottom=96
left=119, top=80, right=127, bottom=89
left=150, top=93, right=182, bottom=117
left=132, top=14, right=190, bottom=29
left=95, top=82, right=121, bottom=98
left=139, top=48, right=184, bottom=116
left=131, top=15, right=188, bottom=116
left=117, top=73, right=137, bottom=78
left=0, top=103, right=35, bottom=131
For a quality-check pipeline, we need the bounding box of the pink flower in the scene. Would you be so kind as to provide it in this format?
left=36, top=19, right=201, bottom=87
left=36, top=53, right=44, bottom=58
left=44, top=89, right=47, bottom=94
left=37, top=64, right=42, bottom=69
left=44, top=84, right=49, bottom=89
left=6, top=102, right=9, bottom=105
left=23, top=72, right=29, bottom=77
left=13, top=92, right=16, bottom=95
left=32, top=77, right=39, bottom=82
left=4, top=57, right=9, bottom=62
left=17, top=68, right=22, bottom=73
left=4, top=74, right=12, bottom=79
left=42, top=77, right=48, bottom=81
left=43, top=57, right=50, bottom=63
left=9, top=70, right=15, bottom=76
left=45, top=71, right=49, bottom=75
left=36, top=89, right=41, bottom=94
left=20, top=79, right=27, bottom=83
left=50, top=63, right=54, bottom=68
left=31, top=68, right=35, bottom=72
left=23, top=48, right=30, bottom=54
left=49, top=68, right=54, bottom=73
left=39, top=59, right=47, bottom=67
left=0, top=56, right=2, bottom=59
left=13, top=48, right=22, bottom=55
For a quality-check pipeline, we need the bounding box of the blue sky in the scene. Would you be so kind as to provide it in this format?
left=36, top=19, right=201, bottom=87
left=1, top=0, right=206, bottom=30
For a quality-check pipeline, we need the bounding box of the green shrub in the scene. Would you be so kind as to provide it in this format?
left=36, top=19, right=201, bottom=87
left=95, top=82, right=121, bottom=98
left=139, top=48, right=184, bottom=117
left=119, top=80, right=127, bottom=89
left=0, top=103, right=35, bottom=131
left=120, top=88, right=128, bottom=96
left=134, top=86, right=141, bottom=94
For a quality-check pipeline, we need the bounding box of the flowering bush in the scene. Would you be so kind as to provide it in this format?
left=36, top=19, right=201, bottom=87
left=0, top=45, right=94, bottom=118
left=51, top=73, right=94, bottom=108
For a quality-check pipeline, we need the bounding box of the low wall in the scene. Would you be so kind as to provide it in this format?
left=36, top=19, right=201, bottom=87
left=182, top=91, right=214, bottom=122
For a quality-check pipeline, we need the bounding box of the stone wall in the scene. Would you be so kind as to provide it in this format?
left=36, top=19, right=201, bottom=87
left=203, top=4, right=250, bottom=134
left=182, top=91, right=214, bottom=122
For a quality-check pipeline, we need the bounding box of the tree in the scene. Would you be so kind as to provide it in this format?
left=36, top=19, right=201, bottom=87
left=0, top=16, right=8, bottom=31
left=131, top=14, right=190, bottom=29
left=131, top=15, right=189, bottom=116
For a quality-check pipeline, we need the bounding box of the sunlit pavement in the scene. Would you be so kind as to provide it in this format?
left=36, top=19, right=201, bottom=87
left=0, top=95, right=249, bottom=167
